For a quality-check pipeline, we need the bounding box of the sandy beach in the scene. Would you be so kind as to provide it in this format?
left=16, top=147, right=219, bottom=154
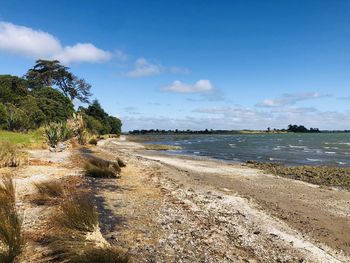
left=94, top=137, right=350, bottom=262
left=4, top=136, right=350, bottom=262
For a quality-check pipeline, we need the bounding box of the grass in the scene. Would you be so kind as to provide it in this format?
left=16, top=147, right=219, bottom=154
left=85, top=157, right=121, bottom=178
left=0, top=141, right=28, bottom=168
left=57, top=194, right=98, bottom=233
left=72, top=247, right=131, bottom=263
left=47, top=192, right=130, bottom=263
left=246, top=160, right=350, bottom=189
left=144, top=144, right=182, bottom=151
left=32, top=180, right=64, bottom=205
left=0, top=176, right=25, bottom=263
left=0, top=130, right=43, bottom=148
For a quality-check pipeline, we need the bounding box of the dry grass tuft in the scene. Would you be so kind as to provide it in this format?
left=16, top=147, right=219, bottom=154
left=0, top=176, right=24, bottom=263
left=32, top=180, right=64, bottom=205
left=46, top=192, right=130, bottom=263
left=73, top=247, right=131, bottom=263
left=56, top=194, right=98, bottom=233
left=0, top=141, right=28, bottom=168
left=117, top=157, right=126, bottom=168
left=85, top=157, right=121, bottom=178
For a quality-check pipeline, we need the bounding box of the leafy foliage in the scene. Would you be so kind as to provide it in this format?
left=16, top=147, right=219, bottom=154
left=79, top=100, right=122, bottom=135
left=26, top=59, right=92, bottom=103
left=0, top=60, right=122, bottom=133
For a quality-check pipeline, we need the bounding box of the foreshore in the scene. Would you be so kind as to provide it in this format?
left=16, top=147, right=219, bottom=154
left=3, top=136, right=350, bottom=262
left=97, top=137, right=350, bottom=262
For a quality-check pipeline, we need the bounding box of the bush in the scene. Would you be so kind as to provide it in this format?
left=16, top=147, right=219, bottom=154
left=85, top=157, right=121, bottom=178
left=0, top=141, right=28, bottom=168
left=0, top=177, right=25, bottom=262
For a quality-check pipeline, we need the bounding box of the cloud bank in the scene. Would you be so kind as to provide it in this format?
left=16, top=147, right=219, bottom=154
left=0, top=22, right=111, bottom=64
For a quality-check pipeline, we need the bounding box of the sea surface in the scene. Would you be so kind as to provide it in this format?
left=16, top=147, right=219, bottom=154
left=143, top=133, right=350, bottom=167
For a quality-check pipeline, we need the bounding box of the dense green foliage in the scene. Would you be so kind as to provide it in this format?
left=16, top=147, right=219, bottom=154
left=0, top=75, right=74, bottom=131
left=0, top=60, right=122, bottom=135
left=79, top=100, right=122, bottom=135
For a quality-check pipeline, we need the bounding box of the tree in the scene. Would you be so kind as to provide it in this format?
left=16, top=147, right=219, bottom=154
left=79, top=100, right=122, bottom=135
left=26, top=60, right=92, bottom=103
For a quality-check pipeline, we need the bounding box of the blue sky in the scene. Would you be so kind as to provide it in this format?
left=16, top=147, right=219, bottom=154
left=1, top=0, right=350, bottom=131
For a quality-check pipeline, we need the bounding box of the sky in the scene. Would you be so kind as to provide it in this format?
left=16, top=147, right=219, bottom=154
left=1, top=0, right=350, bottom=131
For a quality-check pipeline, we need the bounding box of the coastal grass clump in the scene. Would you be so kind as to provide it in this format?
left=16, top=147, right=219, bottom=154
left=72, top=247, right=131, bottom=263
left=0, top=141, right=28, bottom=168
left=246, top=160, right=350, bottom=189
left=144, top=144, right=182, bottom=151
left=57, top=194, right=98, bottom=233
left=0, top=176, right=25, bottom=263
left=85, top=157, right=121, bottom=178
left=47, top=193, right=130, bottom=263
left=32, top=180, right=64, bottom=205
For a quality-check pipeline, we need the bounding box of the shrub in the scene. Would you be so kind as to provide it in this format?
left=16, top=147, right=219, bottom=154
left=0, top=141, right=28, bottom=168
left=85, top=157, right=121, bottom=178
left=0, top=177, right=25, bottom=263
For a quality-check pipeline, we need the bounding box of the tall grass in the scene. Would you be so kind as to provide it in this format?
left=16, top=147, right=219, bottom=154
left=0, top=141, right=28, bottom=168
left=0, top=177, right=24, bottom=263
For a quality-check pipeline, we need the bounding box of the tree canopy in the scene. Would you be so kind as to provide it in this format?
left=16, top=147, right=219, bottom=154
left=0, top=60, right=122, bottom=134
left=26, top=59, right=92, bottom=103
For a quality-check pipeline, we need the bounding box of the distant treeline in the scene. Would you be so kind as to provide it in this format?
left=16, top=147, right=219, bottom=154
left=128, top=129, right=242, bottom=135
left=128, top=125, right=341, bottom=135
left=0, top=60, right=121, bottom=134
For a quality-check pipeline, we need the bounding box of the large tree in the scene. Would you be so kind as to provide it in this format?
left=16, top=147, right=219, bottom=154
left=26, top=60, right=92, bottom=103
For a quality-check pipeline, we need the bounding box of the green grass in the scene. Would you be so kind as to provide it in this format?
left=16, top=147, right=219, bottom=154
left=0, top=130, right=44, bottom=147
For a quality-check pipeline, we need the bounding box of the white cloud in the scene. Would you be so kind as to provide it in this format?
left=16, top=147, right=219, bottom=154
left=55, top=43, right=111, bottom=64
left=0, top=21, right=111, bottom=64
left=126, top=57, right=163, bottom=77
left=163, top=79, right=214, bottom=93
left=256, top=92, right=330, bottom=107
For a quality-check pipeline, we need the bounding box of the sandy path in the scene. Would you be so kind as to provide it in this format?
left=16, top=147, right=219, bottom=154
left=97, top=138, right=350, bottom=262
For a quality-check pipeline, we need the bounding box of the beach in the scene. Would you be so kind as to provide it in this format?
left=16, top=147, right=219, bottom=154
left=5, top=136, right=350, bottom=262
left=95, top=137, right=350, bottom=262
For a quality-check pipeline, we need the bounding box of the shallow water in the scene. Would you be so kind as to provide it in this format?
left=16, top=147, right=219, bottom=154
left=143, top=133, right=350, bottom=167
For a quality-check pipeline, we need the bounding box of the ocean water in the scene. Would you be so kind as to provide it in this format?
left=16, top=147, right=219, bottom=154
left=143, top=133, right=350, bottom=167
